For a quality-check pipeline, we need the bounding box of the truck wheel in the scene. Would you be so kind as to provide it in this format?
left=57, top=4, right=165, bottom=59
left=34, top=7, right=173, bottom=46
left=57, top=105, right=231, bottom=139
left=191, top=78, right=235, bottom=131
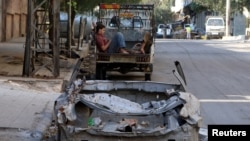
left=95, top=64, right=101, bottom=80
left=101, top=69, right=106, bottom=80
left=145, top=73, right=151, bottom=81
left=95, top=64, right=106, bottom=80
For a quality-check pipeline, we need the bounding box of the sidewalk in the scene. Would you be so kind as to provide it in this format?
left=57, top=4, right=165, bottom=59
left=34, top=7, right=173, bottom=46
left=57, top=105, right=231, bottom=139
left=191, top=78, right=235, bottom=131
left=0, top=79, right=60, bottom=141
left=0, top=37, right=79, bottom=78
left=222, top=35, right=250, bottom=42
left=0, top=37, right=87, bottom=140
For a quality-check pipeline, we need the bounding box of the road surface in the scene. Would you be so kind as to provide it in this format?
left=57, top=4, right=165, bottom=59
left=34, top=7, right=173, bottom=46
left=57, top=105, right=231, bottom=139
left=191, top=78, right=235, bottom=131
left=152, top=39, right=250, bottom=128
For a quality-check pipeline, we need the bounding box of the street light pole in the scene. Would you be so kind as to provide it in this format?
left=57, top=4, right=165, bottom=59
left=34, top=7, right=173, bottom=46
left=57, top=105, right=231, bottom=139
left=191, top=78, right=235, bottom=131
left=68, top=0, right=72, bottom=51
left=226, top=0, right=230, bottom=36
left=22, top=0, right=32, bottom=77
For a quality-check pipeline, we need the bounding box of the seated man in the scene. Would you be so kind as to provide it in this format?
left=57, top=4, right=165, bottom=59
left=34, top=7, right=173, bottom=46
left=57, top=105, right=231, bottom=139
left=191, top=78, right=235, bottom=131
left=132, top=31, right=153, bottom=54
left=95, top=23, right=128, bottom=54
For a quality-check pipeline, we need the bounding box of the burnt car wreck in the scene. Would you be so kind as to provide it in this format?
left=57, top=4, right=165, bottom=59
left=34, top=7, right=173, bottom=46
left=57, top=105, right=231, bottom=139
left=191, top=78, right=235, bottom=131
left=53, top=62, right=203, bottom=141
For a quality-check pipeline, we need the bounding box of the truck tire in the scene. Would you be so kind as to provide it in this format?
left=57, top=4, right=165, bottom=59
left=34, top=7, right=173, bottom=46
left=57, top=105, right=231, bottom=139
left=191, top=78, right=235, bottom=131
left=95, top=64, right=106, bottom=80
left=145, top=73, right=151, bottom=81
left=145, top=64, right=153, bottom=81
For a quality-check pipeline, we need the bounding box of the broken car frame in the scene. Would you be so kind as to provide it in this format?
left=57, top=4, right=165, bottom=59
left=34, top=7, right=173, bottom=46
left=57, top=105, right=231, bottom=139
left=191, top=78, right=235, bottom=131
left=53, top=61, right=203, bottom=141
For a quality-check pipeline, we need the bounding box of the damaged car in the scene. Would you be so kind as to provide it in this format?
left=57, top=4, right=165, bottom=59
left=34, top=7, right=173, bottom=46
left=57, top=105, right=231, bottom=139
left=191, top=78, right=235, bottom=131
left=53, top=61, right=202, bottom=141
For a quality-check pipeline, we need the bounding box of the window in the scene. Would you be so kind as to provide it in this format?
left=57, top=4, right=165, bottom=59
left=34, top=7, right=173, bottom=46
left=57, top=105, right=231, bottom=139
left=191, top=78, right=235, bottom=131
left=207, top=19, right=224, bottom=26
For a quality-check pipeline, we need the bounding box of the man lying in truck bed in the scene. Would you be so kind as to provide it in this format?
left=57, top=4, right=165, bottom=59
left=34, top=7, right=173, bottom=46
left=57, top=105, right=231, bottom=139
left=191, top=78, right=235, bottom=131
left=95, top=22, right=153, bottom=54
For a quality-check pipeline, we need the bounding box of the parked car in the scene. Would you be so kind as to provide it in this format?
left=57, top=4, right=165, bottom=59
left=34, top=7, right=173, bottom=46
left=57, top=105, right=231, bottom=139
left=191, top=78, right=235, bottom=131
left=156, top=24, right=173, bottom=38
left=165, top=24, right=173, bottom=38
left=156, top=24, right=166, bottom=38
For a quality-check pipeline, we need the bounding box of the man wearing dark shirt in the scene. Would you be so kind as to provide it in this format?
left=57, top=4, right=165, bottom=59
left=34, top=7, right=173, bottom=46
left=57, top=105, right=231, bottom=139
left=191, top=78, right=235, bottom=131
left=95, top=23, right=128, bottom=54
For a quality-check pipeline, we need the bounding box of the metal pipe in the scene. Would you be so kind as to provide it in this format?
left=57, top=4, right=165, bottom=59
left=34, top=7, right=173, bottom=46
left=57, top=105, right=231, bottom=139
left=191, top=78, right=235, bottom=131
left=22, top=0, right=32, bottom=77
left=68, top=0, right=72, bottom=54
left=225, top=0, right=230, bottom=36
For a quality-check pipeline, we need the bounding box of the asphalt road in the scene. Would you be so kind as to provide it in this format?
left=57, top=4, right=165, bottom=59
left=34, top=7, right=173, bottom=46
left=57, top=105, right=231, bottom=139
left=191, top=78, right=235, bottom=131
left=152, top=39, right=250, bottom=128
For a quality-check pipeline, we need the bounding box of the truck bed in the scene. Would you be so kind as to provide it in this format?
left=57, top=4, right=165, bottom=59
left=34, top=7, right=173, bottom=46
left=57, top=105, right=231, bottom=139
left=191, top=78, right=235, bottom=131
left=96, top=40, right=153, bottom=63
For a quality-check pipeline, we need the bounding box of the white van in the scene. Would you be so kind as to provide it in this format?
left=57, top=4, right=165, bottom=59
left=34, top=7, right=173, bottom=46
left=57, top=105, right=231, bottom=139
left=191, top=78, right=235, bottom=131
left=205, top=16, right=225, bottom=39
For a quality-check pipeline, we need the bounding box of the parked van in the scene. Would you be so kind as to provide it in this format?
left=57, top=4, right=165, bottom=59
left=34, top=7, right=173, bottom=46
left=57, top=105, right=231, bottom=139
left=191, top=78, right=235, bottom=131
left=156, top=24, right=166, bottom=38
left=205, top=16, right=225, bottom=39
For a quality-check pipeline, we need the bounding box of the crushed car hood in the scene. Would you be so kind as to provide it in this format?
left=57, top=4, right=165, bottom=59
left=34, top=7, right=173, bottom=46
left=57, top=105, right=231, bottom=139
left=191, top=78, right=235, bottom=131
left=54, top=80, right=202, bottom=138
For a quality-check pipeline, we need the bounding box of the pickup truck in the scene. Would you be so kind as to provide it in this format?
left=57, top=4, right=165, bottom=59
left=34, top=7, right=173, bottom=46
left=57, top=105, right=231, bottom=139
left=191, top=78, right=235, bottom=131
left=94, top=3, right=155, bottom=81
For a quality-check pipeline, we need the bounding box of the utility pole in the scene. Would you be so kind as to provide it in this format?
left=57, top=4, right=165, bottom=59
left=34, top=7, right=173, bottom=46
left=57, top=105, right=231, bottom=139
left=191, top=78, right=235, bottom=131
left=68, top=0, right=72, bottom=53
left=22, top=0, right=32, bottom=77
left=226, top=0, right=230, bottom=36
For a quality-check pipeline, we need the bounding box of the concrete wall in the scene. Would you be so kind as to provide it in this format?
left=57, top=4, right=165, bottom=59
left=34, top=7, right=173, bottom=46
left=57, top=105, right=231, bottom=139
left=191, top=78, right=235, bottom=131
left=232, top=12, right=246, bottom=36
left=1, top=0, right=27, bottom=41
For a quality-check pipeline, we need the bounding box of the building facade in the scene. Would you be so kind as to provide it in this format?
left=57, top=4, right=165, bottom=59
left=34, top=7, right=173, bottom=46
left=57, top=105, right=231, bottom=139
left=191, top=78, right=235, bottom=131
left=0, top=0, right=27, bottom=42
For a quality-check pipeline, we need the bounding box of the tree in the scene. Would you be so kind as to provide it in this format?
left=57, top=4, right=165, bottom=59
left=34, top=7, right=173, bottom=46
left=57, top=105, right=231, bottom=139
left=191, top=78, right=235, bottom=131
left=140, top=0, right=174, bottom=24
left=191, top=0, right=250, bottom=15
left=231, top=0, right=250, bottom=13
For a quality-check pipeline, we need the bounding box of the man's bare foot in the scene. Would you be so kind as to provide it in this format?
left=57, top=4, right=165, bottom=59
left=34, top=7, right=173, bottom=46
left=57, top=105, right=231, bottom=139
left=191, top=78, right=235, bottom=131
left=119, top=48, right=129, bottom=54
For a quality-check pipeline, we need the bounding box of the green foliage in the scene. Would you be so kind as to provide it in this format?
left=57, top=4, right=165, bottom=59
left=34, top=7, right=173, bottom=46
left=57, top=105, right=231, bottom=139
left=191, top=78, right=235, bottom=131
left=189, top=2, right=207, bottom=13
left=231, top=0, right=250, bottom=13
left=139, top=0, right=174, bottom=24
left=192, top=0, right=226, bottom=15
left=155, top=8, right=173, bottom=24
left=192, top=0, right=250, bottom=15
left=67, top=0, right=78, bottom=13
